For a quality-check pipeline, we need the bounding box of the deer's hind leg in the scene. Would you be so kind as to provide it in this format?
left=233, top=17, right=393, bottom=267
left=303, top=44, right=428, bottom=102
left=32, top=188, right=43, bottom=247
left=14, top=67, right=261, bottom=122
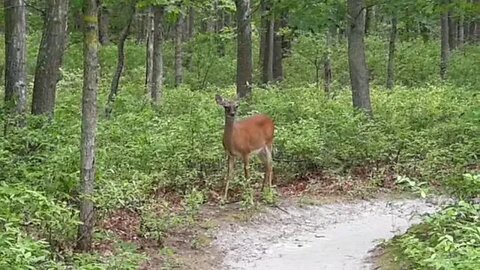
left=258, top=145, right=273, bottom=191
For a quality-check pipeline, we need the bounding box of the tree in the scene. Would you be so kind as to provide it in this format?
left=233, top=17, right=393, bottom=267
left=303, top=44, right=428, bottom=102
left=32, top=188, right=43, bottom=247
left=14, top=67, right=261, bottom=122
left=76, top=0, right=99, bottom=252
left=145, top=7, right=154, bottom=89
left=151, top=5, right=165, bottom=106
left=105, top=1, right=136, bottom=117
left=448, top=11, right=457, bottom=50
left=31, top=0, right=69, bottom=117
left=98, top=0, right=110, bottom=45
left=386, top=16, right=397, bottom=90
left=235, top=0, right=253, bottom=98
left=261, top=0, right=274, bottom=84
left=174, top=12, right=184, bottom=87
left=440, top=5, right=449, bottom=80
left=273, top=13, right=286, bottom=82
left=4, top=0, right=27, bottom=129
left=347, top=0, right=372, bottom=116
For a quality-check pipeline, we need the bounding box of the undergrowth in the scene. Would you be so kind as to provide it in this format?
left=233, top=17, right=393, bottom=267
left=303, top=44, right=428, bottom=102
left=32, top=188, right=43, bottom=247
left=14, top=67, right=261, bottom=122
left=0, top=34, right=479, bottom=268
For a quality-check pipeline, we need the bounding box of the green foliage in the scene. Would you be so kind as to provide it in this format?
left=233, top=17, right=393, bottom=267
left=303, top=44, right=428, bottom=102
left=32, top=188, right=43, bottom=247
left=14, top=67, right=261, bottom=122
left=0, top=183, right=78, bottom=269
left=392, top=200, right=480, bottom=270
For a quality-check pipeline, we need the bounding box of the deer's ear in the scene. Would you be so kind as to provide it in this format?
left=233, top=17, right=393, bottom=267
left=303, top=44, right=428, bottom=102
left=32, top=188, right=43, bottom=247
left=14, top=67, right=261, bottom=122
left=215, top=94, right=225, bottom=106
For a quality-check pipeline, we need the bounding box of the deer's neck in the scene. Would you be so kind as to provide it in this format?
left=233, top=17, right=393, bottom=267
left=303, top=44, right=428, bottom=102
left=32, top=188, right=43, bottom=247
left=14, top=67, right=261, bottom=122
left=223, top=116, right=235, bottom=151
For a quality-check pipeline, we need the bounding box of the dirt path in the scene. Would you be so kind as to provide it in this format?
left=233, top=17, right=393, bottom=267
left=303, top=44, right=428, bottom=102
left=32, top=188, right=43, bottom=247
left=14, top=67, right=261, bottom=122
left=213, top=197, right=451, bottom=270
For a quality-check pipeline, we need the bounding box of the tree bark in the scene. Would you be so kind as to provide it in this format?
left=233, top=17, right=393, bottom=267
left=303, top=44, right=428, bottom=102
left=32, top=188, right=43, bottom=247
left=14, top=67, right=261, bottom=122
left=324, top=31, right=333, bottom=93
left=187, top=7, right=195, bottom=40
left=365, top=5, right=375, bottom=35
left=97, top=1, right=109, bottom=45
left=347, top=0, right=372, bottom=116
left=473, top=0, right=480, bottom=42
left=448, top=12, right=457, bottom=50
left=105, top=2, right=136, bottom=117
left=151, top=6, right=165, bottom=106
left=235, top=0, right=253, bottom=98
left=386, top=17, right=397, bottom=90
left=32, top=0, right=69, bottom=117
left=261, top=0, right=274, bottom=84
left=272, top=16, right=284, bottom=82
left=76, top=0, right=99, bottom=253
left=4, top=0, right=27, bottom=130
left=145, top=8, right=154, bottom=90
left=174, top=13, right=184, bottom=87
left=458, top=14, right=464, bottom=46
left=440, top=10, right=449, bottom=80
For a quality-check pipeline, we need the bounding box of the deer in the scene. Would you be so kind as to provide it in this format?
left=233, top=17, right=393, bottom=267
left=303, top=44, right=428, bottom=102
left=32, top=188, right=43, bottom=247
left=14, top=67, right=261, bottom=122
left=215, top=94, right=275, bottom=201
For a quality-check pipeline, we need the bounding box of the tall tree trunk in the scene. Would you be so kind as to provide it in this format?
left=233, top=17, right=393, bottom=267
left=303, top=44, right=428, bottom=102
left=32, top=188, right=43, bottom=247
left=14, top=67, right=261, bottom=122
left=174, top=13, right=184, bottom=87
left=235, top=0, right=253, bottom=98
left=97, top=1, right=109, bottom=45
left=347, top=0, right=372, bottom=116
left=386, top=17, right=397, bottom=90
left=440, top=9, right=449, bottom=80
left=32, top=0, right=69, bottom=117
left=151, top=6, right=165, bottom=106
left=145, top=8, right=154, bottom=90
left=105, top=2, right=136, bottom=117
left=324, top=30, right=333, bottom=93
left=272, top=16, right=284, bottom=82
left=458, top=14, right=464, bottom=46
left=259, top=0, right=267, bottom=69
left=261, top=0, right=274, bottom=84
left=365, top=5, right=375, bottom=35
left=4, top=0, right=27, bottom=130
left=76, top=0, right=99, bottom=253
left=474, top=0, right=480, bottom=42
left=187, top=7, right=195, bottom=40
left=135, top=11, right=147, bottom=44
left=448, top=12, right=457, bottom=50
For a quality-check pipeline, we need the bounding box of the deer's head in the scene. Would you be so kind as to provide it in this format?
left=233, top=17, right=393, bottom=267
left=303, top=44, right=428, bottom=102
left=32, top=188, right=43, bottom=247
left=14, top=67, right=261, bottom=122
left=215, top=94, right=239, bottom=118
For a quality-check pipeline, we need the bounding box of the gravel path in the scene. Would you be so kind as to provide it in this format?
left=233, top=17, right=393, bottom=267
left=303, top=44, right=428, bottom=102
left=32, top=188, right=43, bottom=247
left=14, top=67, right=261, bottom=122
left=213, top=197, right=452, bottom=270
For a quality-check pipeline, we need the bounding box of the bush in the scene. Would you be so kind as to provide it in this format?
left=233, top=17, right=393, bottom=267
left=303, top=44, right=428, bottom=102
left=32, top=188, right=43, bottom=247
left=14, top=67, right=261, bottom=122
left=392, top=200, right=480, bottom=270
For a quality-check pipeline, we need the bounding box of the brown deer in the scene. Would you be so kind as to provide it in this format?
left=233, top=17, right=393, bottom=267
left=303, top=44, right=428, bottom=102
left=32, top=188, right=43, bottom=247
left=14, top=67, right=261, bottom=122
left=215, top=94, right=275, bottom=200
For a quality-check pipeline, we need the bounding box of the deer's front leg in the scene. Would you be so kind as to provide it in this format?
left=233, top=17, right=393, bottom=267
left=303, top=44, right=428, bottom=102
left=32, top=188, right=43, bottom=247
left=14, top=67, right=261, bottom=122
left=224, top=155, right=235, bottom=200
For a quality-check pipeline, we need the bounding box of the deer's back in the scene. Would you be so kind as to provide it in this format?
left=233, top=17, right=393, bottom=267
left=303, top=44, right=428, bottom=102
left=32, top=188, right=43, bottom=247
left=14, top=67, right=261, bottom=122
left=226, top=114, right=274, bottom=156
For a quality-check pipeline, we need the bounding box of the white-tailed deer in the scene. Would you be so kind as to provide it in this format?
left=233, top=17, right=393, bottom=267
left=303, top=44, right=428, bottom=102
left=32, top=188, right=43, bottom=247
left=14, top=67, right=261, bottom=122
left=215, top=94, right=275, bottom=200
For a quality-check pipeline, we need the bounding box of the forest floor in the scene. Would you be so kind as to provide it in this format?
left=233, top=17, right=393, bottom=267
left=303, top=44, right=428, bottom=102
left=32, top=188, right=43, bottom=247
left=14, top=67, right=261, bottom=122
left=97, top=170, right=449, bottom=270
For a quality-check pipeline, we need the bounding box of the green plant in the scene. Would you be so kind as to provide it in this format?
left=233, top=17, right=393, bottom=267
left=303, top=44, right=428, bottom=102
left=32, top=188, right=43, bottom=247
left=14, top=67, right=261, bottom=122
left=392, top=201, right=480, bottom=269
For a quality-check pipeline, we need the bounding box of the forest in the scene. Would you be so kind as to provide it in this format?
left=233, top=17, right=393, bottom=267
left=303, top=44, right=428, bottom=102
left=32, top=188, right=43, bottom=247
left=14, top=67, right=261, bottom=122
left=0, top=0, right=479, bottom=269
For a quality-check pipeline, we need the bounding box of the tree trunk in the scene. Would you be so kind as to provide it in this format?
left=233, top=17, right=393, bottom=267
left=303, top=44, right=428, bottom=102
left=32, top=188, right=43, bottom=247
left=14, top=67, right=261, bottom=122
left=347, top=0, right=372, bottom=116
left=151, top=6, right=165, bottom=106
left=261, top=0, right=274, bottom=84
left=272, top=16, right=284, bottom=82
left=187, top=7, right=195, bottom=40
left=474, top=0, right=480, bottom=42
left=174, top=13, right=184, bottom=87
left=97, top=1, right=109, bottom=45
left=235, top=0, right=253, bottom=98
left=31, top=0, right=69, bottom=117
left=458, top=14, right=464, bottom=46
left=323, top=31, right=333, bottom=93
left=76, top=0, right=99, bottom=253
left=105, top=2, right=136, bottom=117
left=365, top=5, right=375, bottom=35
left=448, top=12, right=457, bottom=50
left=4, top=0, right=27, bottom=129
left=386, top=17, right=397, bottom=90
left=259, top=0, right=267, bottom=69
left=440, top=10, right=449, bottom=80
left=135, top=11, right=147, bottom=44
left=145, top=8, right=154, bottom=90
